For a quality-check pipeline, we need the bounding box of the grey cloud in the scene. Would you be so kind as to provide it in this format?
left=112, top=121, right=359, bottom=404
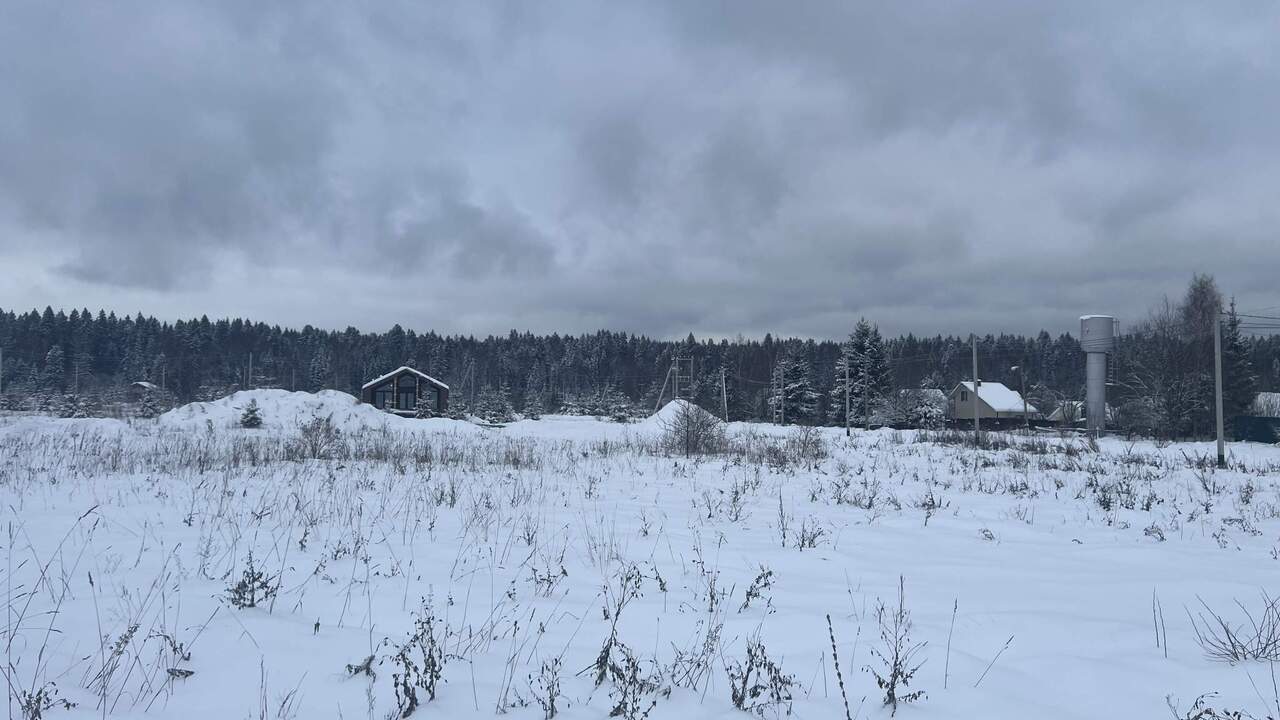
left=1, top=0, right=1278, bottom=338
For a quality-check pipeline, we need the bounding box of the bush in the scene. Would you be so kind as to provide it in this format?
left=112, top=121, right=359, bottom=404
left=388, top=597, right=447, bottom=717
left=659, top=401, right=726, bottom=457
left=726, top=636, right=795, bottom=716
left=1189, top=593, right=1280, bottom=663
left=866, top=577, right=926, bottom=715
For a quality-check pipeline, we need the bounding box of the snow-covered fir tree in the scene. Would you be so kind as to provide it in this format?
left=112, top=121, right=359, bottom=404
left=474, top=384, right=514, bottom=423
left=830, top=319, right=892, bottom=426
left=240, top=398, right=263, bottom=428
left=768, top=346, right=818, bottom=424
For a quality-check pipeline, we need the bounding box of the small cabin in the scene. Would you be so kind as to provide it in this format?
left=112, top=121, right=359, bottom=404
left=360, top=366, right=449, bottom=416
left=948, top=381, right=1039, bottom=421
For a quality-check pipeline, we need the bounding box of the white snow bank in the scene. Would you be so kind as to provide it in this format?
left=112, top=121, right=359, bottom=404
left=158, top=389, right=479, bottom=434
left=638, top=399, right=720, bottom=430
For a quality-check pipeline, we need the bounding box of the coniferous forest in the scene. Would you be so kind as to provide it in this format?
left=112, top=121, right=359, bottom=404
left=0, top=275, right=1275, bottom=438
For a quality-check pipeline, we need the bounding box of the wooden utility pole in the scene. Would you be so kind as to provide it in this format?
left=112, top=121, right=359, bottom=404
left=248, top=352, right=253, bottom=390
left=1214, top=312, right=1226, bottom=468
left=863, top=365, right=870, bottom=432
left=844, top=359, right=850, bottom=437
left=654, top=366, right=672, bottom=414
left=971, top=333, right=981, bottom=447
left=721, top=367, right=728, bottom=421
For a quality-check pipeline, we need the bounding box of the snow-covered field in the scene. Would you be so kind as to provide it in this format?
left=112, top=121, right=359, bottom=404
left=3, top=391, right=1279, bottom=719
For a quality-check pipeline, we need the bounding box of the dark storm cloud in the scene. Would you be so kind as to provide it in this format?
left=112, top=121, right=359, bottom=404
left=1, top=0, right=1278, bottom=337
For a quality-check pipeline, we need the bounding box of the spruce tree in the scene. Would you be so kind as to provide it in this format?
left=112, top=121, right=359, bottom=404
left=240, top=398, right=264, bottom=428
left=769, top=346, right=818, bottom=424
left=830, top=319, right=891, bottom=426
left=1221, top=299, right=1258, bottom=427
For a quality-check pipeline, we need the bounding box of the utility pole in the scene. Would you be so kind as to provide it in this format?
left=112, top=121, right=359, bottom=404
left=654, top=365, right=672, bottom=414
left=1011, top=364, right=1028, bottom=430
left=1214, top=311, right=1226, bottom=468
left=720, top=367, right=728, bottom=421
left=971, top=333, right=980, bottom=447
left=248, top=352, right=253, bottom=390
left=863, top=365, right=870, bottom=432
left=844, top=359, right=850, bottom=437
left=0, top=346, right=4, bottom=396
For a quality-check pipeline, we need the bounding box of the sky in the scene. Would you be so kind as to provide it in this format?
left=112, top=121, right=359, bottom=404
left=1, top=1, right=1277, bottom=341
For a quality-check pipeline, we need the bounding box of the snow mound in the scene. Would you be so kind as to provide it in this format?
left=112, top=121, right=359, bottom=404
left=640, top=399, right=719, bottom=430
left=159, top=389, right=404, bottom=431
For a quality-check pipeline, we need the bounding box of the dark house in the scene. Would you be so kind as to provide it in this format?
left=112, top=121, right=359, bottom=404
left=360, top=366, right=449, bottom=416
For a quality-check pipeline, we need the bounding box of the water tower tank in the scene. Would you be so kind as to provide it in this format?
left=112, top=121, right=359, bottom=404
left=1080, top=315, right=1116, bottom=353
left=1079, top=315, right=1116, bottom=434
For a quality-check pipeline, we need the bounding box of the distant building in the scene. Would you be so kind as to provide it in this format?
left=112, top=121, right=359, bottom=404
left=947, top=381, right=1039, bottom=421
left=360, top=366, right=449, bottom=416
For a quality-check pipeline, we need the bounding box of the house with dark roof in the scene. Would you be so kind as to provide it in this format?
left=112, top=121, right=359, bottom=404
left=360, top=366, right=449, bottom=416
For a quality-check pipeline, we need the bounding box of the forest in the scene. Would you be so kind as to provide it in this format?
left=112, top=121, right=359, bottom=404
left=0, top=275, right=1274, bottom=438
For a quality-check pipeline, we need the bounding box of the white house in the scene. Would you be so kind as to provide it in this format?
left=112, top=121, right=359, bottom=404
left=947, top=381, right=1039, bottom=421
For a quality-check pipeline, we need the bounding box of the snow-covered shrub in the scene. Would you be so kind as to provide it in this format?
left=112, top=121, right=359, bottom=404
left=726, top=636, right=795, bottom=717
left=659, top=400, right=726, bottom=456
left=530, top=658, right=562, bottom=719
left=388, top=598, right=446, bottom=716
left=289, top=414, right=343, bottom=459
left=866, top=577, right=926, bottom=715
left=1189, top=593, right=1280, bottom=663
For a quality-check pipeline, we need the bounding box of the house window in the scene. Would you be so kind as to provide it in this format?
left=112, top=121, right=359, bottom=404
left=961, top=391, right=968, bottom=401
left=397, top=375, right=417, bottom=410
left=373, top=382, right=394, bottom=409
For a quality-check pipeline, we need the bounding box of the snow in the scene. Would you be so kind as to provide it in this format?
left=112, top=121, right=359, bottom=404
left=3, top=393, right=1280, bottom=719
left=955, top=381, right=1039, bottom=414
left=360, top=365, right=450, bottom=390
left=157, top=388, right=478, bottom=434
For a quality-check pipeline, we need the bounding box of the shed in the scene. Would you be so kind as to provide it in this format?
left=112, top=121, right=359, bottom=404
left=360, top=366, right=449, bottom=416
left=948, top=381, right=1039, bottom=421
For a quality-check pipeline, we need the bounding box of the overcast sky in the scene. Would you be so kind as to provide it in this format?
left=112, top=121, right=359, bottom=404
left=1, top=1, right=1276, bottom=340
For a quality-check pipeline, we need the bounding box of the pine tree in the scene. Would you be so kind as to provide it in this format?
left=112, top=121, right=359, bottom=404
left=1221, top=299, right=1258, bottom=427
left=308, top=349, right=332, bottom=392
left=830, top=319, right=892, bottom=426
left=769, top=346, right=818, bottom=424
left=240, top=398, right=264, bottom=428
left=42, top=345, right=66, bottom=392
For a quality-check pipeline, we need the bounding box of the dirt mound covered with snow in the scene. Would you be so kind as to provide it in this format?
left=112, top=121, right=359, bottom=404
left=158, top=389, right=477, bottom=433
left=638, top=399, right=720, bottom=430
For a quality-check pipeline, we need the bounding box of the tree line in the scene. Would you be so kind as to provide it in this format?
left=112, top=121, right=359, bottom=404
left=0, top=275, right=1273, bottom=436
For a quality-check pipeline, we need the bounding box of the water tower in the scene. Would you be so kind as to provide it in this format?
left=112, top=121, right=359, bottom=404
left=1079, top=315, right=1117, bottom=434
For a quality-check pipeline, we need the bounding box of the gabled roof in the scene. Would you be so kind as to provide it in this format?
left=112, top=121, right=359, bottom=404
left=952, top=381, right=1039, bottom=414
left=361, top=366, right=450, bottom=391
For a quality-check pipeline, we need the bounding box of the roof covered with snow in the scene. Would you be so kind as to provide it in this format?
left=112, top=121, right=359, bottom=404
left=953, top=381, right=1039, bottom=414
left=361, top=366, right=449, bottom=391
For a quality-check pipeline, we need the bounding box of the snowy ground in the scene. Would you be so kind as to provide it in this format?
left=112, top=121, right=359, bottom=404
left=3, top=391, right=1279, bottom=719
